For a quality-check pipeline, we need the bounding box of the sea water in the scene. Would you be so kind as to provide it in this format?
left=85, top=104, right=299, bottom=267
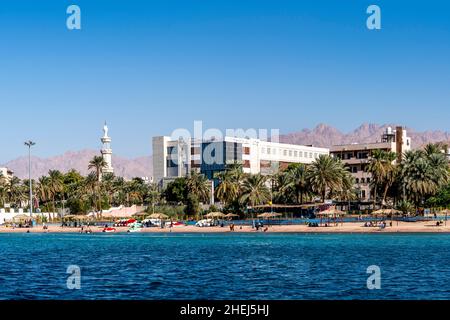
left=0, top=232, right=449, bottom=300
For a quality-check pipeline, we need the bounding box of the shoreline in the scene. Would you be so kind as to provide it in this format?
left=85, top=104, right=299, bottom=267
left=1, top=221, right=450, bottom=234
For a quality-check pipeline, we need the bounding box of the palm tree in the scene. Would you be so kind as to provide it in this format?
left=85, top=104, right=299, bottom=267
left=240, top=174, right=270, bottom=209
left=101, top=173, right=116, bottom=206
left=47, top=170, right=64, bottom=213
left=424, top=143, right=447, bottom=157
left=367, top=150, right=389, bottom=208
left=366, top=150, right=398, bottom=207
left=82, top=172, right=101, bottom=212
left=7, top=176, right=25, bottom=208
left=0, top=174, right=8, bottom=207
left=186, top=171, right=211, bottom=203
left=401, top=150, right=439, bottom=207
left=307, top=155, right=345, bottom=203
left=88, top=156, right=107, bottom=181
left=272, top=171, right=294, bottom=204
left=37, top=176, right=51, bottom=206
left=146, top=183, right=161, bottom=214
left=285, top=163, right=310, bottom=204
left=215, top=164, right=245, bottom=206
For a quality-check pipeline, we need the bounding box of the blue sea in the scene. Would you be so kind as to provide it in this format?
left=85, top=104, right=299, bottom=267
left=0, top=232, right=449, bottom=300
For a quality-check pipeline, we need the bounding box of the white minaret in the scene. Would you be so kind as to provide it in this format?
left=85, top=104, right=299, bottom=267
left=101, top=122, right=114, bottom=174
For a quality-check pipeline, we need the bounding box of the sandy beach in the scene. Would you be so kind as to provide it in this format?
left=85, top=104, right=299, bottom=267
left=1, top=221, right=450, bottom=234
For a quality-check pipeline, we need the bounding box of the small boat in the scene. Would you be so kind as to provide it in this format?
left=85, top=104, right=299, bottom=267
left=103, top=227, right=116, bottom=233
left=127, top=222, right=143, bottom=233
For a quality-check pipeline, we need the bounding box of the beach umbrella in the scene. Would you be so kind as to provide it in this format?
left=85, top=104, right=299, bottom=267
left=12, top=214, right=33, bottom=222
left=74, top=215, right=91, bottom=221
left=257, top=212, right=282, bottom=218
left=205, top=212, right=226, bottom=219
left=132, top=212, right=148, bottom=218
left=62, top=215, right=77, bottom=220
left=148, top=213, right=170, bottom=229
left=318, top=208, right=346, bottom=216
left=148, top=213, right=169, bottom=219
left=225, top=213, right=239, bottom=219
left=318, top=208, right=346, bottom=226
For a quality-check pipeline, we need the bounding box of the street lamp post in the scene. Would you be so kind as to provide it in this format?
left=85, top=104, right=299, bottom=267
left=24, top=141, right=36, bottom=218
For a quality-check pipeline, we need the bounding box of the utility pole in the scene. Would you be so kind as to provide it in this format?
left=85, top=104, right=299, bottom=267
left=24, top=141, right=36, bottom=218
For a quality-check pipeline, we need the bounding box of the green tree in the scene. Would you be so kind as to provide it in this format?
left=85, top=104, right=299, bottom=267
left=163, top=178, right=187, bottom=203
left=88, top=155, right=107, bottom=181
left=186, top=171, right=211, bottom=204
left=307, top=155, right=346, bottom=203
left=285, top=163, right=311, bottom=204
left=185, top=193, right=200, bottom=216
left=240, top=174, right=270, bottom=208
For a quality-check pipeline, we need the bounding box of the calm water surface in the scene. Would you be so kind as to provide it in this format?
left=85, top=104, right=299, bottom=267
left=0, top=233, right=449, bottom=300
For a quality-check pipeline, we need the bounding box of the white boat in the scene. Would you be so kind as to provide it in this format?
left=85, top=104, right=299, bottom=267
left=127, top=222, right=143, bottom=233
left=195, top=219, right=215, bottom=227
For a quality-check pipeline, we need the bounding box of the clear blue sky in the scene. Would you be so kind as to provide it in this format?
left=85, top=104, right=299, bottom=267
left=1, top=0, right=449, bottom=163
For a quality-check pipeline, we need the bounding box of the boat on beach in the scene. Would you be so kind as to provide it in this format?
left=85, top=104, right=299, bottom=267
left=128, top=222, right=143, bottom=233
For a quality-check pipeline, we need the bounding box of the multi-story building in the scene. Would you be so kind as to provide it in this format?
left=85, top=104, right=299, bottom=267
left=0, top=167, right=14, bottom=181
left=152, top=135, right=329, bottom=186
left=330, top=126, right=412, bottom=202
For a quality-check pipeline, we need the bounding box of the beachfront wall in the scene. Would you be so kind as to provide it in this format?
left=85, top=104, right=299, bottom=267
left=0, top=209, right=58, bottom=224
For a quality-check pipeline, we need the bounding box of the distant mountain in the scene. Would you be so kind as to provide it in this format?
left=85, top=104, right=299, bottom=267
left=278, top=123, right=450, bottom=148
left=2, top=150, right=152, bottom=180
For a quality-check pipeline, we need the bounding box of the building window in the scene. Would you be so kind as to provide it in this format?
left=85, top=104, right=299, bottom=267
left=261, top=147, right=265, bottom=154
left=361, top=178, right=365, bottom=184
left=299, top=152, right=303, bottom=158
left=289, top=150, right=292, bottom=157
left=356, top=178, right=360, bottom=184
left=243, top=147, right=250, bottom=155
left=294, top=151, right=298, bottom=157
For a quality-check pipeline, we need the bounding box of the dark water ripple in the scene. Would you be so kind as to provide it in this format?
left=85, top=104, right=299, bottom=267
left=1, top=233, right=450, bottom=300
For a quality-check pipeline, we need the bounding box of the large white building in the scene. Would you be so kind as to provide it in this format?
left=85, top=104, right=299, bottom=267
left=153, top=135, right=329, bottom=185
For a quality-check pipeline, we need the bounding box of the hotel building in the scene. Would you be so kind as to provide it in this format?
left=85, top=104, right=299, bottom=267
left=330, top=126, right=412, bottom=202
left=152, top=136, right=329, bottom=186
left=0, top=167, right=13, bottom=181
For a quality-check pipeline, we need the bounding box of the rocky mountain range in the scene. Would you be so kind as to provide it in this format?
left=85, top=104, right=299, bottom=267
left=2, top=150, right=152, bottom=180
left=278, top=123, right=450, bottom=148
left=2, top=123, right=449, bottom=180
